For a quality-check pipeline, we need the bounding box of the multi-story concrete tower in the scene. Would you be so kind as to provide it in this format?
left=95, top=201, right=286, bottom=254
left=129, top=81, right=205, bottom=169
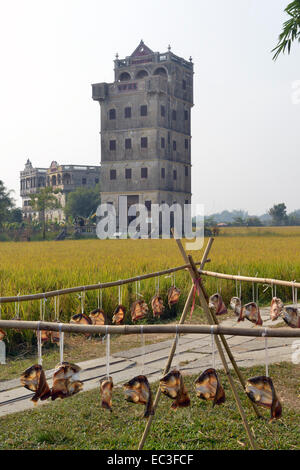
left=92, top=41, right=193, bottom=220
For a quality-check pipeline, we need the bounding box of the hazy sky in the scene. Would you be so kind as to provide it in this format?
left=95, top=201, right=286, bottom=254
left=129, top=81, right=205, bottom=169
left=0, top=0, right=299, bottom=215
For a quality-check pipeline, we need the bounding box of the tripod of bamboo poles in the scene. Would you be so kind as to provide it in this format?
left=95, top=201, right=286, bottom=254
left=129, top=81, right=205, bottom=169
left=138, top=236, right=259, bottom=451
left=138, top=238, right=214, bottom=450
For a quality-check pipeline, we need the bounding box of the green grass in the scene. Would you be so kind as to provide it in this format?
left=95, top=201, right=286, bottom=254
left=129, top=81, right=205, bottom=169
left=1, top=362, right=299, bottom=450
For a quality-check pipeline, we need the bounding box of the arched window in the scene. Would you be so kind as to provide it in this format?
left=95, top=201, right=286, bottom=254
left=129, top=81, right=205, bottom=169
left=136, top=70, right=148, bottom=79
left=118, top=72, right=131, bottom=82
left=153, top=67, right=167, bottom=77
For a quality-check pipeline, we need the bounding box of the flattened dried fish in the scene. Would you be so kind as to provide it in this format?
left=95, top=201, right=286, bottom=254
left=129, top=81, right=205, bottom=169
left=131, top=300, right=149, bottom=322
left=209, top=293, right=227, bottom=315
left=123, top=375, right=154, bottom=418
left=112, top=305, right=126, bottom=325
left=151, top=295, right=165, bottom=317
left=20, top=364, right=51, bottom=404
left=100, top=376, right=113, bottom=412
left=238, top=302, right=263, bottom=326
left=70, top=313, right=92, bottom=337
left=89, top=308, right=106, bottom=326
left=245, top=376, right=282, bottom=420
left=168, top=286, right=181, bottom=307
left=282, top=306, right=300, bottom=328
left=36, top=329, right=51, bottom=343
left=160, top=369, right=190, bottom=410
left=195, top=368, right=225, bottom=407
left=51, top=361, right=83, bottom=400
left=270, top=297, right=284, bottom=321
left=230, top=297, right=242, bottom=317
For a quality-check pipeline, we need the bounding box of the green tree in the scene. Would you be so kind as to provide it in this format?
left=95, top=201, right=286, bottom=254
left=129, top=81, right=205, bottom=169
left=65, top=185, right=101, bottom=220
left=29, top=187, right=61, bottom=240
left=268, top=203, right=288, bottom=226
left=0, top=180, right=14, bottom=226
left=246, top=217, right=263, bottom=227
left=272, top=1, right=300, bottom=60
left=233, top=216, right=246, bottom=226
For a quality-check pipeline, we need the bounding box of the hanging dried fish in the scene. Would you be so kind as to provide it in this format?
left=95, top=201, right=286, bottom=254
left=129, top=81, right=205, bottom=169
left=123, top=375, right=154, bottom=418
left=151, top=295, right=165, bottom=317
left=131, top=300, right=149, bottom=322
left=89, top=308, right=106, bottom=326
left=238, top=302, right=263, bottom=326
left=195, top=368, right=225, bottom=407
left=112, top=305, right=126, bottom=325
left=160, top=369, right=190, bottom=410
left=100, top=376, right=113, bottom=412
left=168, top=286, right=181, bottom=307
left=36, top=329, right=51, bottom=343
left=47, top=320, right=61, bottom=344
left=209, top=293, right=227, bottom=315
left=270, top=297, right=284, bottom=321
left=70, top=313, right=92, bottom=337
left=230, top=297, right=242, bottom=317
left=0, top=329, right=6, bottom=341
left=20, top=364, right=51, bottom=404
left=282, top=306, right=300, bottom=328
left=245, top=376, right=282, bottom=420
left=51, top=362, right=83, bottom=400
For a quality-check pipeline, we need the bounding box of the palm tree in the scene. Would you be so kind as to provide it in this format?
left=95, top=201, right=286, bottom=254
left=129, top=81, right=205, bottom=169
left=272, top=1, right=300, bottom=60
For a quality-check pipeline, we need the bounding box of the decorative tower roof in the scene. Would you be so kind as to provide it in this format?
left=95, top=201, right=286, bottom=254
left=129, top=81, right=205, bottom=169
left=130, top=40, right=154, bottom=58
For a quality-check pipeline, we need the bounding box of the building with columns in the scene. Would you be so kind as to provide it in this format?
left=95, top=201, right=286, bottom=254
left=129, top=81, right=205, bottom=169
left=20, top=159, right=100, bottom=221
left=92, top=41, right=193, bottom=224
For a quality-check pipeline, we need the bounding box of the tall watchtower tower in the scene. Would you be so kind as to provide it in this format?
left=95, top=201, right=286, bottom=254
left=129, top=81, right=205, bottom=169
left=92, top=41, right=193, bottom=219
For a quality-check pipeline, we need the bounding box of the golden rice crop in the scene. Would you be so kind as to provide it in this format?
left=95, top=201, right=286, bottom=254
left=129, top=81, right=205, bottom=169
left=1, top=227, right=300, bottom=348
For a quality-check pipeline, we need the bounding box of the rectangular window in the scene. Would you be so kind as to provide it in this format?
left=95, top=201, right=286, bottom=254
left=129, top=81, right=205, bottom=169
left=161, top=105, right=165, bottom=117
left=172, top=110, right=177, bottom=120
left=145, top=200, right=151, bottom=212
left=185, top=166, right=188, bottom=177
left=173, top=170, right=177, bottom=180
left=184, top=110, right=189, bottom=121
left=141, top=168, right=148, bottom=178
left=140, top=105, right=147, bottom=116
left=168, top=133, right=171, bottom=144
left=182, top=79, right=187, bottom=90
left=109, top=109, right=116, bottom=120
left=124, top=107, right=131, bottom=118
left=82, top=178, right=86, bottom=185
left=109, top=140, right=116, bottom=151
left=141, top=137, right=148, bottom=148
left=161, top=137, right=165, bottom=148
left=185, top=139, right=189, bottom=149
left=125, top=168, right=132, bottom=179
left=185, top=200, right=189, bottom=205
left=110, top=169, right=116, bottom=180
left=125, top=138, right=132, bottom=149
left=161, top=168, right=165, bottom=178
left=173, top=140, right=177, bottom=151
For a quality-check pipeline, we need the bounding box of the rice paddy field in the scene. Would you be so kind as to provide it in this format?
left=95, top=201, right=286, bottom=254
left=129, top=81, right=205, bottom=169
left=1, top=226, right=300, bottom=354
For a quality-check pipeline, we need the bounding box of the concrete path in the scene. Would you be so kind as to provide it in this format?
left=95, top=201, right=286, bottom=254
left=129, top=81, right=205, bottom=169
left=0, top=305, right=297, bottom=417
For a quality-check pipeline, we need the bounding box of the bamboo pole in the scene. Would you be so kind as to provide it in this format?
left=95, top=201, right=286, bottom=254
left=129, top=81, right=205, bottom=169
left=0, top=261, right=207, bottom=304
left=174, top=238, right=258, bottom=450
left=189, top=256, right=262, bottom=420
left=199, top=269, right=300, bottom=289
left=138, top=237, right=214, bottom=450
left=1, top=319, right=299, bottom=337
left=173, top=237, right=261, bottom=418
